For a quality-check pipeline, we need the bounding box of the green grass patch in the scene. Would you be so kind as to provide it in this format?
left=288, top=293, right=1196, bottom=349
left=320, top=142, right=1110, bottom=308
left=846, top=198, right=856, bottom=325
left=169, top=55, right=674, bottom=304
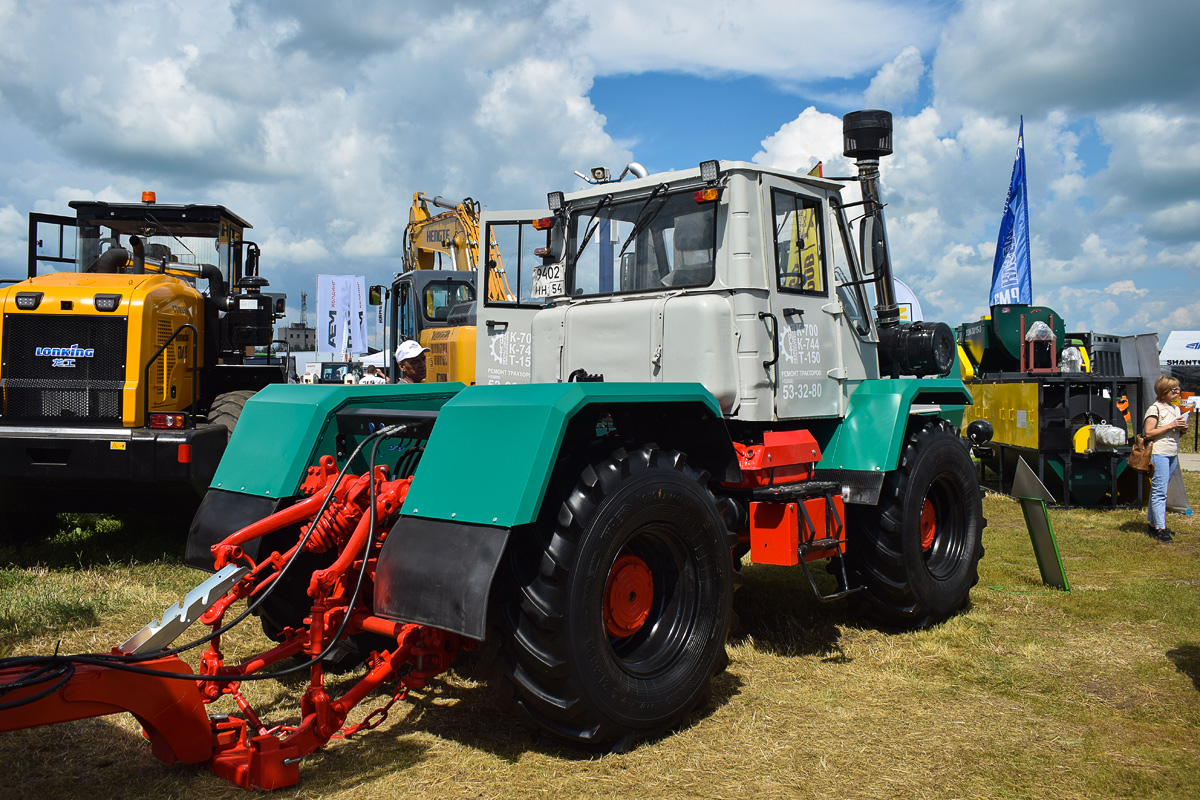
left=2, top=485, right=1199, bottom=799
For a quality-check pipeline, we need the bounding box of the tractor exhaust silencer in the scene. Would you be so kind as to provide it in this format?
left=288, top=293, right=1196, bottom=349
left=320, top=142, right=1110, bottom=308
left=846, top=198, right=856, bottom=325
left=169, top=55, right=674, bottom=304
left=844, top=110, right=955, bottom=378
left=843, top=109, right=898, bottom=327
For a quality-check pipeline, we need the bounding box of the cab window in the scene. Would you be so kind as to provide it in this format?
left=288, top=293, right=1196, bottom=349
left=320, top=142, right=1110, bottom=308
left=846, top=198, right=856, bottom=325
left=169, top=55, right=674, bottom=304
left=772, top=190, right=827, bottom=296
left=484, top=221, right=549, bottom=307
left=568, top=190, right=715, bottom=296
left=423, top=280, right=475, bottom=321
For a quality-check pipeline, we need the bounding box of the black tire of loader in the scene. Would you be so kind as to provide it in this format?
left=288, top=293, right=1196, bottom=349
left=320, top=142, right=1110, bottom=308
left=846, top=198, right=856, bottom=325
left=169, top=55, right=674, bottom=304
left=499, top=445, right=736, bottom=751
left=208, top=389, right=257, bottom=436
left=846, top=418, right=984, bottom=628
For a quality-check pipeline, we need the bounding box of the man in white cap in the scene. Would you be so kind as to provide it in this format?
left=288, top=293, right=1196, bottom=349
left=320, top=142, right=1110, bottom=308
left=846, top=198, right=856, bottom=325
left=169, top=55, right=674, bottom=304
left=395, top=339, right=430, bottom=384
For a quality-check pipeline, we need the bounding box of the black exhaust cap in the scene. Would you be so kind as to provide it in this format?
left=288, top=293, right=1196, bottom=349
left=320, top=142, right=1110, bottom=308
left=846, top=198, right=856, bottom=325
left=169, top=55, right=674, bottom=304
left=843, top=110, right=893, bottom=160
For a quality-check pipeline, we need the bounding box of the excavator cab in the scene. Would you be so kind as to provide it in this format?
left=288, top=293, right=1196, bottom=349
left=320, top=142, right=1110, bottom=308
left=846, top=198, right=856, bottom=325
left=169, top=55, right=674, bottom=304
left=390, top=269, right=477, bottom=383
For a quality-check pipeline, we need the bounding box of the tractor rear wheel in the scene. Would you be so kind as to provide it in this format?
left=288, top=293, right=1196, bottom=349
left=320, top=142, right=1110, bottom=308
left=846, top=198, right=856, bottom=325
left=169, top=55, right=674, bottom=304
left=499, top=445, right=735, bottom=750
left=208, top=389, right=257, bottom=437
left=846, top=418, right=984, bottom=627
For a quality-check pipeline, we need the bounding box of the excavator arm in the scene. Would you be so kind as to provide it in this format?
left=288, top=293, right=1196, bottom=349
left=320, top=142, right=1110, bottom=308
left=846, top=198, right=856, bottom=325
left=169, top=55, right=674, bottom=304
left=403, top=192, right=514, bottom=302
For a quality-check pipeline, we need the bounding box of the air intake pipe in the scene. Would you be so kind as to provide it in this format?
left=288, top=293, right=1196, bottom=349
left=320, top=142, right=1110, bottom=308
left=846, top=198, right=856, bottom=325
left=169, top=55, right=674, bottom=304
left=843, top=110, right=899, bottom=327
left=198, top=263, right=231, bottom=311
left=843, top=109, right=954, bottom=377
left=128, top=235, right=146, bottom=275
left=85, top=247, right=130, bottom=274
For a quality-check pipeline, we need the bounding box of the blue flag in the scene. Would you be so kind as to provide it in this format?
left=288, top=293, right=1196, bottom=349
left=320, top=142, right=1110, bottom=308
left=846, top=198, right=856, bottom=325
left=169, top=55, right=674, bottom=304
left=989, top=117, right=1031, bottom=306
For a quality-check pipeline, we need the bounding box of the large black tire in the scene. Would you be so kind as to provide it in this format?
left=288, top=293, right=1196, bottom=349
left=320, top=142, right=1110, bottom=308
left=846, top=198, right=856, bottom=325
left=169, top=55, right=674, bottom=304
left=846, top=419, right=985, bottom=627
left=499, top=445, right=736, bottom=750
left=207, top=389, right=256, bottom=436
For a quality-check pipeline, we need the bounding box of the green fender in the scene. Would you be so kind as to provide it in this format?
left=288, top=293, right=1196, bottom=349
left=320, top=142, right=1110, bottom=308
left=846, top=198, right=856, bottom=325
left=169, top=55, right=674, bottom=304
left=210, top=382, right=466, bottom=499
left=818, top=377, right=971, bottom=473
left=402, top=382, right=726, bottom=528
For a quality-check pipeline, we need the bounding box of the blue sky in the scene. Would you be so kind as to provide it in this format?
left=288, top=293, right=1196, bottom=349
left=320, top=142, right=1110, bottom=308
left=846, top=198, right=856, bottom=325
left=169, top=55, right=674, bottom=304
left=1, top=0, right=1197, bottom=340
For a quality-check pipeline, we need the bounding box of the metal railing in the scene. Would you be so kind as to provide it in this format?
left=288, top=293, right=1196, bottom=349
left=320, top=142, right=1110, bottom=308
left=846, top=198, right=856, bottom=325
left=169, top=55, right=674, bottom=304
left=142, top=323, right=199, bottom=429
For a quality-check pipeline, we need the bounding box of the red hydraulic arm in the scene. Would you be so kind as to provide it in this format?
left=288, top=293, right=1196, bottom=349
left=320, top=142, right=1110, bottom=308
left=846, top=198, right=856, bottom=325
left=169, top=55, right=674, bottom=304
left=0, top=451, right=468, bottom=791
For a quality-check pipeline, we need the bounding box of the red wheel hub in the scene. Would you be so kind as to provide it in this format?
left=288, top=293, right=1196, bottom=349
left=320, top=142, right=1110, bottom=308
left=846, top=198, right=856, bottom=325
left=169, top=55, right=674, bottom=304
left=920, top=497, right=937, bottom=553
left=604, top=554, right=654, bottom=638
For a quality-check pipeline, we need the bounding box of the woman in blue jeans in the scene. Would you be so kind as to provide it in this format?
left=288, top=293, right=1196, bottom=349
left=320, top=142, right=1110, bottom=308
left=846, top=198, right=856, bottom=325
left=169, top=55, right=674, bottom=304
left=1143, top=375, right=1188, bottom=542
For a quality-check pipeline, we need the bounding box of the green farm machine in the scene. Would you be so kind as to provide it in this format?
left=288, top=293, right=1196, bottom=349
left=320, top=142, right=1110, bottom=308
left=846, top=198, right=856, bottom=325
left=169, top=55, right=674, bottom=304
left=958, top=304, right=1159, bottom=507
left=1, top=111, right=988, bottom=790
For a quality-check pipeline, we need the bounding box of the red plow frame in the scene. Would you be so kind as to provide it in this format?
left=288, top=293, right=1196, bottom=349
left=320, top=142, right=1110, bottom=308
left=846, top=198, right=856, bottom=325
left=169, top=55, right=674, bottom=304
left=0, top=453, right=467, bottom=791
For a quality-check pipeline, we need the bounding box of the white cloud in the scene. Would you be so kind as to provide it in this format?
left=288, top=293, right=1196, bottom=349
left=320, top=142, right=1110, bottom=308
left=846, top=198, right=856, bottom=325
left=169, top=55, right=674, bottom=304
left=863, top=46, right=925, bottom=110
left=934, top=0, right=1200, bottom=117
left=556, top=1, right=943, bottom=81
left=0, top=0, right=631, bottom=306
left=0, top=204, right=23, bottom=266
left=0, top=0, right=1196, bottom=342
left=752, top=106, right=851, bottom=177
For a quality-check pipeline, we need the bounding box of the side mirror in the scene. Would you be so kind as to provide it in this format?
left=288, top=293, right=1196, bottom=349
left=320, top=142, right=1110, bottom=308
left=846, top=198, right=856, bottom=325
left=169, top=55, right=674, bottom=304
left=369, top=284, right=384, bottom=305
left=859, top=217, right=883, bottom=277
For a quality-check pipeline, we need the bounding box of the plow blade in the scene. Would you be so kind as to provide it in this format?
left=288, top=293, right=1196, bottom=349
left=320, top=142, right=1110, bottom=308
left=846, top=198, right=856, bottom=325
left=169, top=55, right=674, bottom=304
left=0, top=654, right=211, bottom=765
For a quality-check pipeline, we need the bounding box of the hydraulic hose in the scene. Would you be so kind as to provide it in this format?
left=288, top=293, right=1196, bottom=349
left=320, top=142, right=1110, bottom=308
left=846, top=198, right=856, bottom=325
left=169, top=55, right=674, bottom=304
left=0, top=423, right=410, bottom=696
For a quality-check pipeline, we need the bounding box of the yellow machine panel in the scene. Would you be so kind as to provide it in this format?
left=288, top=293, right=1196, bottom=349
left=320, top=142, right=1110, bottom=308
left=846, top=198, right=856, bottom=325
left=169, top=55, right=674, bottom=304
left=127, top=275, right=206, bottom=425
left=961, top=381, right=1040, bottom=450
left=2, top=272, right=206, bottom=427
left=423, top=326, right=476, bottom=384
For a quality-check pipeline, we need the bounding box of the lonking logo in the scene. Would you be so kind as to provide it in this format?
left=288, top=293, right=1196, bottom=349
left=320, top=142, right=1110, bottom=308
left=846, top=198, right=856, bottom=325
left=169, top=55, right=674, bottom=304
left=34, top=344, right=94, bottom=358
left=34, top=344, right=94, bottom=368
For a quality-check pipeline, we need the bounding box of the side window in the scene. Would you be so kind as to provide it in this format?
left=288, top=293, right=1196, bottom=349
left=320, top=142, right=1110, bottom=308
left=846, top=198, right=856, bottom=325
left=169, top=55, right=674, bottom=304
left=422, top=281, right=476, bottom=321
left=772, top=190, right=827, bottom=296
left=398, top=283, right=416, bottom=340
left=484, top=221, right=548, bottom=307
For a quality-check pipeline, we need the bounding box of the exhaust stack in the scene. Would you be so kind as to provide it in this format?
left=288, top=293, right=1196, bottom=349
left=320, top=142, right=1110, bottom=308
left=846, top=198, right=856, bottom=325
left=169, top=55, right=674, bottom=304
left=843, top=110, right=955, bottom=378
left=843, top=109, right=898, bottom=327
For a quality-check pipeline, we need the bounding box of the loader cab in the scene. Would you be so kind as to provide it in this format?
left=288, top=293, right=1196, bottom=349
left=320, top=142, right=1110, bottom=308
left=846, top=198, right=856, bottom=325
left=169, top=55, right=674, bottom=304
left=25, top=200, right=281, bottom=363
left=476, top=163, right=886, bottom=421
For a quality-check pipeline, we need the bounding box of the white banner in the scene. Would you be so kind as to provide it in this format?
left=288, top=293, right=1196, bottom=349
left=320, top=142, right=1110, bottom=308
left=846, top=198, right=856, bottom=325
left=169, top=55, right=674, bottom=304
left=347, top=276, right=368, bottom=355
left=316, top=274, right=370, bottom=355
left=316, top=274, right=345, bottom=353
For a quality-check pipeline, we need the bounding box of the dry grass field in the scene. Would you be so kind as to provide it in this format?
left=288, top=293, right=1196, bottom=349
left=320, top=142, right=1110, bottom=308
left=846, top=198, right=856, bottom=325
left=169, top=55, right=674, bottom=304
left=2, top=475, right=1199, bottom=800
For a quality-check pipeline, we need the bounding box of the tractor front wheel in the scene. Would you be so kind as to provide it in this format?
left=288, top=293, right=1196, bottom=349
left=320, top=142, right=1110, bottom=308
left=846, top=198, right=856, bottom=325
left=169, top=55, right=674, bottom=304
left=846, top=418, right=985, bottom=627
left=499, top=445, right=735, bottom=751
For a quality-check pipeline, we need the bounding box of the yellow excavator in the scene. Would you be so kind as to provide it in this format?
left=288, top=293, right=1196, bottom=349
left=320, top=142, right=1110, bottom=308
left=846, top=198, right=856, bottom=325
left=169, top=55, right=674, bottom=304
left=391, top=194, right=514, bottom=383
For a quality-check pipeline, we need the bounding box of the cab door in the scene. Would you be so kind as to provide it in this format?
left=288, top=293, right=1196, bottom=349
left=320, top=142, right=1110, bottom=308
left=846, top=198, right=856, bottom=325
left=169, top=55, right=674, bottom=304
left=762, top=179, right=843, bottom=420
left=476, top=210, right=550, bottom=385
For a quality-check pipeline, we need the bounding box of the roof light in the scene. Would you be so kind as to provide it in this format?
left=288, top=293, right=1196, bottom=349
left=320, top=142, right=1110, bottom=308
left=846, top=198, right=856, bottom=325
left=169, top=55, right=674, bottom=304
left=699, top=160, right=720, bottom=183
left=142, top=191, right=156, bottom=204
left=531, top=217, right=554, bottom=231
left=590, top=166, right=611, bottom=183
left=693, top=188, right=719, bottom=203
left=94, top=293, right=122, bottom=312
left=547, top=191, right=564, bottom=212
left=149, top=412, right=187, bottom=429
left=15, top=292, right=43, bottom=310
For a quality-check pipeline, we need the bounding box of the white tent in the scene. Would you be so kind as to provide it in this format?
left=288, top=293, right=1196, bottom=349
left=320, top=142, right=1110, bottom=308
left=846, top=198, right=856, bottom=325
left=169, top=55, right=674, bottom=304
left=1159, top=331, right=1200, bottom=368
left=360, top=350, right=390, bottom=368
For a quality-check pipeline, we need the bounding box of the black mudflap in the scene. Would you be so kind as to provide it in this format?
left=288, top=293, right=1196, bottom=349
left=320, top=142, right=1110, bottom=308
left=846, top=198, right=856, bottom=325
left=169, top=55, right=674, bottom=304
left=374, top=516, right=510, bottom=641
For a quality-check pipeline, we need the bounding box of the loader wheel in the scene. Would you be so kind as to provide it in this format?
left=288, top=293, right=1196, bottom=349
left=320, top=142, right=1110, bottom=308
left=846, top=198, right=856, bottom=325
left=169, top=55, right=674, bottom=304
left=499, top=445, right=735, bottom=751
left=208, top=389, right=256, bottom=437
left=846, top=418, right=984, bottom=628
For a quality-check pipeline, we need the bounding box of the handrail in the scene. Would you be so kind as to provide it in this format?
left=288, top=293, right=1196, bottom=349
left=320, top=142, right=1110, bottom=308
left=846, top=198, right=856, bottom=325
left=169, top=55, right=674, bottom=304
left=143, top=323, right=199, bottom=429
left=267, top=338, right=292, bottom=369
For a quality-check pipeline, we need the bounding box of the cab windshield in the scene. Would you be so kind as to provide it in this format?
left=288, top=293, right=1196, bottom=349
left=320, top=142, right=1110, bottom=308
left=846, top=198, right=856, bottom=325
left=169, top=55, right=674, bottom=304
left=564, top=190, right=716, bottom=297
